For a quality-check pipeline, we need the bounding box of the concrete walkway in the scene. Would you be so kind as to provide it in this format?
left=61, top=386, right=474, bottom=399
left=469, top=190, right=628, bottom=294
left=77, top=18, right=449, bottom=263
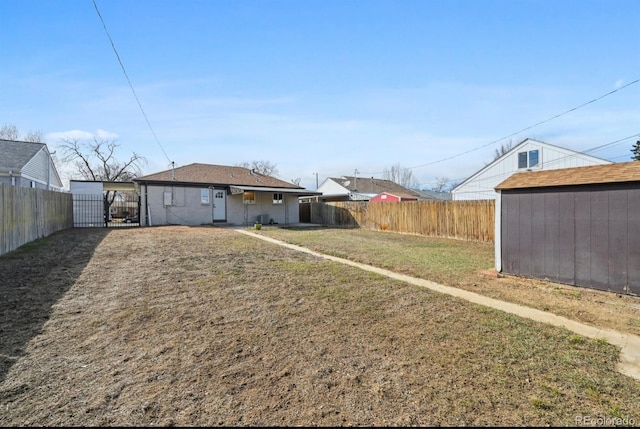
left=237, top=229, right=640, bottom=381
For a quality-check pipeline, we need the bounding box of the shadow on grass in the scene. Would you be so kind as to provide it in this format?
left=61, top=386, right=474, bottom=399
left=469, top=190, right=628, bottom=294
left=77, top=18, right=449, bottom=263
left=0, top=228, right=111, bottom=383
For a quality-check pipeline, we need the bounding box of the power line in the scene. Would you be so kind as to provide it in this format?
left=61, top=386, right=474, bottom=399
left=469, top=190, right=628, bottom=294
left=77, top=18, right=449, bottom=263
left=407, top=78, right=640, bottom=170
left=362, top=78, right=640, bottom=176
left=92, top=0, right=172, bottom=164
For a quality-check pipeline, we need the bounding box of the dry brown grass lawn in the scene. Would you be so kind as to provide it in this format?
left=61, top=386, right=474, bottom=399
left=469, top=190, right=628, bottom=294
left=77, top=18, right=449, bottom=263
left=257, top=226, right=640, bottom=338
left=0, top=225, right=639, bottom=426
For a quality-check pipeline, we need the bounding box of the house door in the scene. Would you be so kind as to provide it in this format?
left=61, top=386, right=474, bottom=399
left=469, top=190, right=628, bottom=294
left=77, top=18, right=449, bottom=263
left=213, top=189, right=226, bottom=221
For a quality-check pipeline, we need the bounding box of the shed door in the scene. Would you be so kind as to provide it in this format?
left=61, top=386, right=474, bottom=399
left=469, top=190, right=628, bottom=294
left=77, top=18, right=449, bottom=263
left=213, top=189, right=226, bottom=221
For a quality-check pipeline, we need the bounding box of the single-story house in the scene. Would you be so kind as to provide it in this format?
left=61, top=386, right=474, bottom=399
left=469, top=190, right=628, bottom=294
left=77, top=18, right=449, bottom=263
left=370, top=191, right=418, bottom=202
left=135, top=163, right=321, bottom=226
left=0, top=139, right=63, bottom=191
left=494, top=161, right=640, bottom=295
left=452, top=138, right=611, bottom=201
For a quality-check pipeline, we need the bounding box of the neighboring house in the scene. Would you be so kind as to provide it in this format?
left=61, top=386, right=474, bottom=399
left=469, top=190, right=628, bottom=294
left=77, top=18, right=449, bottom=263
left=134, top=163, right=321, bottom=226
left=0, top=139, right=63, bottom=191
left=370, top=191, right=418, bottom=202
left=314, top=176, right=433, bottom=202
left=451, top=138, right=612, bottom=201
left=494, top=161, right=640, bottom=295
left=411, top=188, right=451, bottom=201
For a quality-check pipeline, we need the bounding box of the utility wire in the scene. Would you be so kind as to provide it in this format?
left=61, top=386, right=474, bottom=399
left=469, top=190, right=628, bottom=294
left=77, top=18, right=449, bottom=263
left=361, top=78, right=640, bottom=177
left=406, top=78, right=640, bottom=170
left=92, top=0, right=172, bottom=164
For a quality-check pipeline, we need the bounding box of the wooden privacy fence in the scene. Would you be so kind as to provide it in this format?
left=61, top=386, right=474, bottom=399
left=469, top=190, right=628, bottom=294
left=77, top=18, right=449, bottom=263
left=308, top=200, right=495, bottom=242
left=0, top=184, right=73, bottom=255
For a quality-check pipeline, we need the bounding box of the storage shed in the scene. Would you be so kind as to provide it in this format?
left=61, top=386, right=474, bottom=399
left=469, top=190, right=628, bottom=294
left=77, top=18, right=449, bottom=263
left=370, top=192, right=418, bottom=203
left=494, top=161, right=640, bottom=295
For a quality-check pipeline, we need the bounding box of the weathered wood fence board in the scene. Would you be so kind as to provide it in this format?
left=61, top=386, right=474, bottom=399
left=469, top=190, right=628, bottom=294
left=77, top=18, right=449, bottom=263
left=0, top=184, right=73, bottom=255
left=308, top=200, right=494, bottom=242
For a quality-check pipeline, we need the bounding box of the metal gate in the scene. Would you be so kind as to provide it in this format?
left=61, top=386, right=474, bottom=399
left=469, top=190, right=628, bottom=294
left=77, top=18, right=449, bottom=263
left=72, top=193, right=141, bottom=228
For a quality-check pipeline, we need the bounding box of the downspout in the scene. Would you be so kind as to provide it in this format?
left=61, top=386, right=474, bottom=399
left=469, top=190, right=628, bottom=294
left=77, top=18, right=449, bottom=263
left=144, top=184, right=151, bottom=226
left=47, top=149, right=56, bottom=190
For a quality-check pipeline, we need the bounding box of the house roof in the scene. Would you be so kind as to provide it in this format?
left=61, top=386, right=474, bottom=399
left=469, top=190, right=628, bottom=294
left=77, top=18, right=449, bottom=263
left=328, top=176, right=424, bottom=197
left=496, top=161, right=640, bottom=190
left=411, top=189, right=452, bottom=201
left=136, top=163, right=303, bottom=189
left=230, top=185, right=321, bottom=196
left=453, top=138, right=611, bottom=192
left=0, top=139, right=47, bottom=170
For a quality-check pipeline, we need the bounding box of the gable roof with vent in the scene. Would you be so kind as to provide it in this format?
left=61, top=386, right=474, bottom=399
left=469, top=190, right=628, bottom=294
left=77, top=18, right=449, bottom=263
left=496, top=161, right=640, bottom=190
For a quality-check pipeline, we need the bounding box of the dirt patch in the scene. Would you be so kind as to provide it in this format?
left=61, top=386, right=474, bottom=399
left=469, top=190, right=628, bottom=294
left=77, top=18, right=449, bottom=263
left=0, top=226, right=639, bottom=426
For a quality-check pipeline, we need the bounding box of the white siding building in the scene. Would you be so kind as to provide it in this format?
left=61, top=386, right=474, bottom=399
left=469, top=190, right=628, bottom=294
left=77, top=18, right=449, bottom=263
left=451, top=138, right=612, bottom=201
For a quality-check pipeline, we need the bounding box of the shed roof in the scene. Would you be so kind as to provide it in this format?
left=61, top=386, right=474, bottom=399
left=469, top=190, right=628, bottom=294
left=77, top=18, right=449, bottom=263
left=495, top=161, right=640, bottom=190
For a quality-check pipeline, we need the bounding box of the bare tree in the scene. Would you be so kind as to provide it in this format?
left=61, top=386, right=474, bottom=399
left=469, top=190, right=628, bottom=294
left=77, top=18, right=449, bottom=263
left=237, top=160, right=279, bottom=177
left=24, top=130, right=45, bottom=143
left=432, top=177, right=450, bottom=192
left=0, top=123, right=44, bottom=142
left=0, top=124, right=19, bottom=140
left=60, top=137, right=145, bottom=181
left=59, top=137, right=147, bottom=209
left=493, top=140, right=514, bottom=160
left=382, top=163, right=420, bottom=188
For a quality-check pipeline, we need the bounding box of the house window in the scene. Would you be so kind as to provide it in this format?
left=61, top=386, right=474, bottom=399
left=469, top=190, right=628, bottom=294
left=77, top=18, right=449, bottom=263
left=215, top=191, right=224, bottom=199
left=518, top=149, right=540, bottom=169
left=243, top=191, right=256, bottom=204
left=201, top=189, right=209, bottom=204
left=30, top=181, right=36, bottom=188
left=273, top=193, right=283, bottom=204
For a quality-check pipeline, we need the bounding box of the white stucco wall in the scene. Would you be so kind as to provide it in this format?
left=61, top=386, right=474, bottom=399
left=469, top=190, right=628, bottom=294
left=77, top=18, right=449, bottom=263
left=141, top=184, right=301, bottom=226
left=142, top=185, right=218, bottom=226
left=226, top=192, right=299, bottom=225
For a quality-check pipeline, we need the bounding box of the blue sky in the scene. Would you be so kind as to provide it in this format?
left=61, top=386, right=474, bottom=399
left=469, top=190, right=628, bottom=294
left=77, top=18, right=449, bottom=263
left=2, top=0, right=640, bottom=190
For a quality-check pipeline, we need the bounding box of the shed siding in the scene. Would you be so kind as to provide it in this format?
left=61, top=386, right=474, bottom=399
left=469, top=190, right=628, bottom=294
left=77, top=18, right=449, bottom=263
left=542, top=192, right=559, bottom=281
left=609, top=189, right=628, bottom=289
left=628, top=190, right=640, bottom=293
left=573, top=191, right=590, bottom=288
left=501, top=184, right=639, bottom=295
left=557, top=195, right=575, bottom=285
left=530, top=192, right=545, bottom=278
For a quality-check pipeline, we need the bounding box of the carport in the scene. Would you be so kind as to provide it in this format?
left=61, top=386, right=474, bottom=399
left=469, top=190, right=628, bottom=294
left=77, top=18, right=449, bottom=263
left=70, top=180, right=141, bottom=228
